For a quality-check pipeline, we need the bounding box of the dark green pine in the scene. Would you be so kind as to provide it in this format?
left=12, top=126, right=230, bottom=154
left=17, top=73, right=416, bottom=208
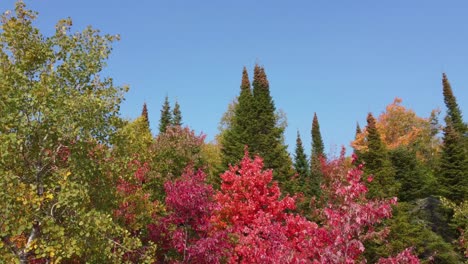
left=221, top=67, right=253, bottom=167
left=310, top=112, right=325, bottom=197
left=362, top=113, right=399, bottom=199
left=356, top=122, right=362, bottom=136
left=251, top=65, right=294, bottom=187
left=294, top=131, right=310, bottom=178
left=172, top=101, right=182, bottom=126
left=442, top=73, right=466, bottom=135
left=141, top=102, right=150, bottom=130
left=438, top=74, right=467, bottom=203
left=439, top=117, right=467, bottom=203
left=159, top=95, right=172, bottom=134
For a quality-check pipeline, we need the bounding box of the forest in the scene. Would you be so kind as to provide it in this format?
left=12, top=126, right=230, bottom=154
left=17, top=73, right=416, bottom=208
left=0, top=2, right=466, bottom=264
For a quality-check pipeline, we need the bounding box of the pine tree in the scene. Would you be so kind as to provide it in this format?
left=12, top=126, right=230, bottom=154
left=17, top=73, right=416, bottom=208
left=310, top=113, right=325, bottom=196
left=442, top=73, right=466, bottom=135
left=362, top=113, right=399, bottom=198
left=439, top=74, right=467, bottom=203
left=220, top=67, right=253, bottom=167
left=159, top=96, right=172, bottom=134
left=141, top=102, right=150, bottom=130
left=251, top=65, right=294, bottom=187
left=172, top=101, right=182, bottom=126
left=294, top=131, right=310, bottom=178
left=356, top=122, right=362, bottom=136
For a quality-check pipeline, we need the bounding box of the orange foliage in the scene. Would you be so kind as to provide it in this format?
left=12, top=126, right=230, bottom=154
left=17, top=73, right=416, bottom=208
left=352, top=98, right=437, bottom=158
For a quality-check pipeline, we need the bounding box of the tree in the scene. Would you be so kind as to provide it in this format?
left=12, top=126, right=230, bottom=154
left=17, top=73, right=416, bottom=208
left=220, top=67, right=254, bottom=167
left=172, top=100, right=182, bottom=126
left=141, top=102, right=150, bottom=130
left=352, top=98, right=439, bottom=163
left=438, top=74, right=467, bottom=203
left=0, top=3, right=148, bottom=262
left=442, top=73, right=466, bottom=135
left=148, top=168, right=230, bottom=263
left=212, top=150, right=418, bottom=263
left=159, top=95, right=172, bottom=133
left=250, top=65, right=294, bottom=187
left=293, top=131, right=310, bottom=179
left=310, top=113, right=325, bottom=197
left=361, top=113, right=399, bottom=198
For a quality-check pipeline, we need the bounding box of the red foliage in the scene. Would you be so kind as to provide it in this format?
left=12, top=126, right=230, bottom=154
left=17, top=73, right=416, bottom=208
left=210, top=150, right=418, bottom=263
left=148, top=168, right=230, bottom=263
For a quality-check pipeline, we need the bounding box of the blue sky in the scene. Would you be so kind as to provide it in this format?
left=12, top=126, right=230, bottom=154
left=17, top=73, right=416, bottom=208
left=1, top=0, right=467, bottom=156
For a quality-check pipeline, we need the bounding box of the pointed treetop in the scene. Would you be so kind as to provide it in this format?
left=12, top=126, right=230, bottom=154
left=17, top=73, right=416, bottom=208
left=172, top=100, right=182, bottom=126
left=442, top=73, right=465, bottom=134
left=311, top=112, right=325, bottom=157
left=141, top=102, right=150, bottom=128
left=241, top=66, right=251, bottom=92
left=294, top=130, right=310, bottom=178
left=356, top=122, right=362, bottom=136
left=253, top=64, right=269, bottom=90
left=159, top=95, right=172, bottom=134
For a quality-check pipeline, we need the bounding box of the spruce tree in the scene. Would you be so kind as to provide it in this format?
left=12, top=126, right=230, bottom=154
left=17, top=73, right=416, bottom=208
left=438, top=74, right=467, bottom=203
left=172, top=101, right=182, bottom=126
left=159, top=96, right=172, bottom=133
left=294, top=131, right=310, bottom=178
left=251, top=65, right=294, bottom=186
left=442, top=73, right=466, bottom=135
left=141, top=102, right=150, bottom=130
left=362, top=113, right=399, bottom=198
left=310, top=113, right=325, bottom=196
left=356, top=122, right=362, bottom=136
left=220, top=67, right=253, bottom=167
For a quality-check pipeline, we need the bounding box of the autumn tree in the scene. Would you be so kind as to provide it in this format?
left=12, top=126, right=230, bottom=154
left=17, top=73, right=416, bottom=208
left=438, top=74, right=467, bottom=203
left=0, top=3, right=149, bottom=262
left=159, top=95, right=172, bottom=133
left=352, top=98, right=439, bottom=162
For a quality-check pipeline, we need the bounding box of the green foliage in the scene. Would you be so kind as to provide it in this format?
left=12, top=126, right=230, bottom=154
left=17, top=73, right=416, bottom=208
left=172, top=100, right=182, bottom=126
left=159, top=95, right=172, bottom=134
left=362, top=113, right=399, bottom=198
left=293, top=131, right=310, bottom=179
left=220, top=65, right=294, bottom=191
left=141, top=102, right=150, bottom=130
left=389, top=147, right=435, bottom=202
left=0, top=2, right=149, bottom=262
left=310, top=113, right=325, bottom=197
left=249, top=65, right=294, bottom=188
left=438, top=74, right=467, bottom=203
left=365, top=202, right=461, bottom=264
left=220, top=67, right=255, bottom=167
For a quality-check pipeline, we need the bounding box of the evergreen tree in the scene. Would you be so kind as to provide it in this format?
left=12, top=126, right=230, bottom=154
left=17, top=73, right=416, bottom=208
left=159, top=96, right=172, bottom=133
left=172, top=100, right=182, bottom=126
left=251, top=65, right=294, bottom=187
left=294, top=131, right=310, bottom=179
left=389, top=147, right=433, bottom=202
left=442, top=73, right=466, bottom=135
left=439, top=74, right=467, bottom=203
left=220, top=67, right=253, bottom=167
left=362, top=113, right=399, bottom=198
left=141, top=102, right=150, bottom=130
left=356, top=122, right=362, bottom=136
left=310, top=113, right=325, bottom=196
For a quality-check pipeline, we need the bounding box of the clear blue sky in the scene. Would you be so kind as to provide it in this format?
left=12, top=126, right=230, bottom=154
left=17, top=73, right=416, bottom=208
left=2, top=0, right=467, bottom=156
